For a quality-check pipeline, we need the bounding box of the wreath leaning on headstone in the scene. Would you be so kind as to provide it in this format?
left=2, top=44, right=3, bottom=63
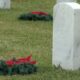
left=0, top=55, right=37, bottom=75
left=18, top=11, right=53, bottom=21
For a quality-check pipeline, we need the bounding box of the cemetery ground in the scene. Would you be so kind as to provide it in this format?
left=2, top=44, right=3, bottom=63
left=0, top=0, right=80, bottom=80
left=0, top=0, right=54, bottom=80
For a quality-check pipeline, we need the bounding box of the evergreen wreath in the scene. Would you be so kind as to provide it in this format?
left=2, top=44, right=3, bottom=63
left=0, top=55, right=37, bottom=75
left=18, top=11, right=53, bottom=21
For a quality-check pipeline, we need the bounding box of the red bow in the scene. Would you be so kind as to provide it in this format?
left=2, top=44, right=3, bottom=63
left=32, top=11, right=48, bottom=15
left=5, top=55, right=36, bottom=67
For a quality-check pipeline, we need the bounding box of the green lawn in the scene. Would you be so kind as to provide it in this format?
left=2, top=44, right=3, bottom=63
left=0, top=0, right=80, bottom=80
left=0, top=0, right=55, bottom=80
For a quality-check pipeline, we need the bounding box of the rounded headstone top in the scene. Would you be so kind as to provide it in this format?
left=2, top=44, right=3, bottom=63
left=66, top=2, right=80, bottom=9
left=56, top=0, right=77, bottom=3
left=55, top=2, right=80, bottom=9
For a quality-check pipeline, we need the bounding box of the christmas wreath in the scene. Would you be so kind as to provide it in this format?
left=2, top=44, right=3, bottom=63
left=18, top=11, right=53, bottom=21
left=0, top=55, right=37, bottom=75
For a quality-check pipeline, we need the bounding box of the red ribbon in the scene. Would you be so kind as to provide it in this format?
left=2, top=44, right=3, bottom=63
left=5, top=55, right=36, bottom=67
left=32, top=11, right=48, bottom=15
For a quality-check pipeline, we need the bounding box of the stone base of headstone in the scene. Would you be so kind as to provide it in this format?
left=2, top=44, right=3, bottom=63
left=0, top=0, right=10, bottom=9
left=53, top=2, right=80, bottom=70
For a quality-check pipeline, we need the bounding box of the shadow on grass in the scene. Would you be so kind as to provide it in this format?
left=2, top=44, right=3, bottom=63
left=53, top=65, right=80, bottom=80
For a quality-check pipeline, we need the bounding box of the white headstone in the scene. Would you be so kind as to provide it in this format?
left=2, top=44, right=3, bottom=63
left=0, top=0, right=10, bottom=9
left=52, top=2, right=80, bottom=70
left=57, top=0, right=77, bottom=3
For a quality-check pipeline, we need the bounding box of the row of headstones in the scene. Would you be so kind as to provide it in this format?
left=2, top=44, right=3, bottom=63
left=52, top=0, right=80, bottom=70
left=0, top=0, right=76, bottom=9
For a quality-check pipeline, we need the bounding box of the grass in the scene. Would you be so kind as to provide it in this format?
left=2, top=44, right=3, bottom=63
left=0, top=0, right=80, bottom=80
left=0, top=0, right=55, bottom=80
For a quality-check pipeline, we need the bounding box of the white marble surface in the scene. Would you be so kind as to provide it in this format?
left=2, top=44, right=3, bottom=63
left=0, top=0, right=10, bottom=9
left=52, top=2, right=80, bottom=70
left=56, top=0, right=77, bottom=3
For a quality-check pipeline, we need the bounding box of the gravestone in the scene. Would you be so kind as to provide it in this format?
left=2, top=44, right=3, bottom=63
left=56, top=0, right=77, bottom=3
left=52, top=2, right=80, bottom=70
left=0, top=0, right=10, bottom=9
